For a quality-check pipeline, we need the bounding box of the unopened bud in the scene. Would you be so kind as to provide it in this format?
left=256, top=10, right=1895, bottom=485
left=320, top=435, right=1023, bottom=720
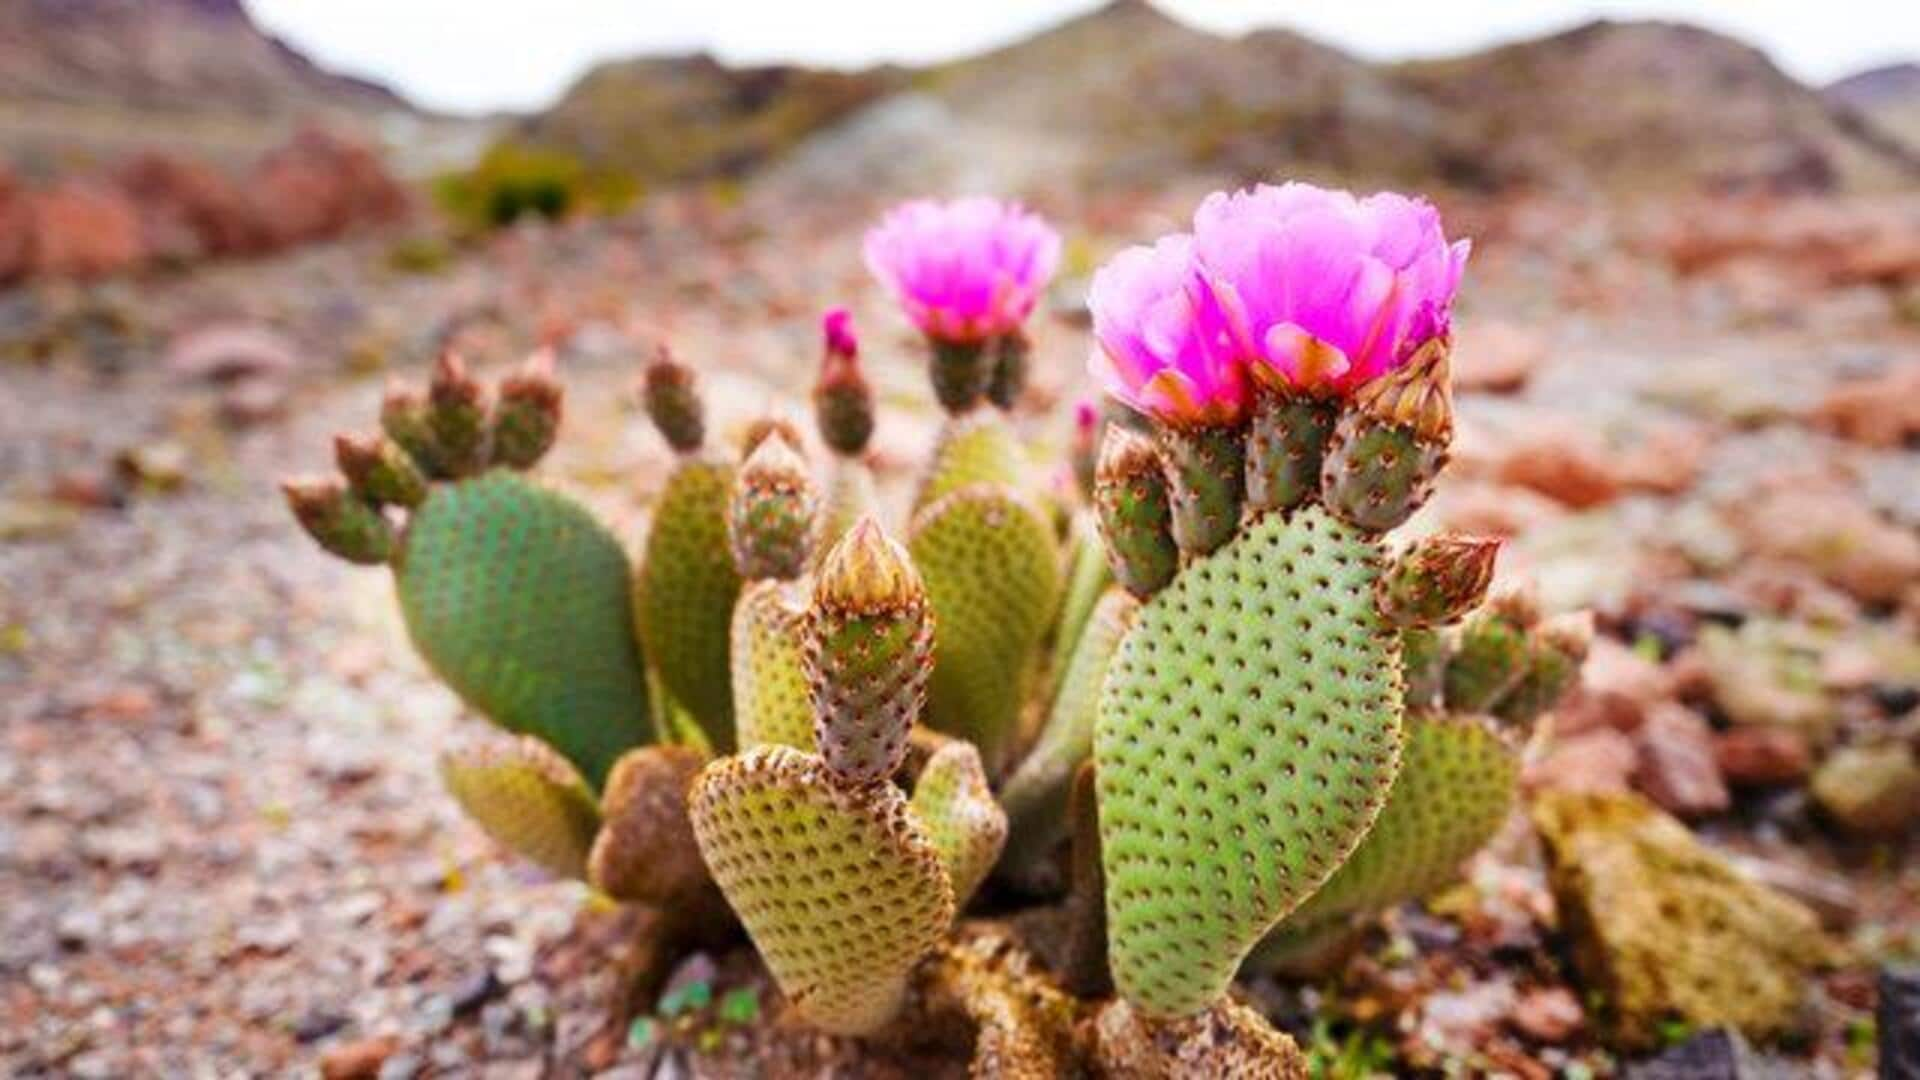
left=643, top=347, right=705, bottom=454
left=1376, top=534, right=1501, bottom=628
left=728, top=435, right=820, bottom=581
left=492, top=349, right=564, bottom=469
left=428, top=350, right=490, bottom=476
left=814, top=309, right=875, bottom=456
left=380, top=380, right=449, bottom=479
left=334, top=432, right=427, bottom=508
left=1321, top=342, right=1454, bottom=533
left=283, top=474, right=393, bottom=565
left=1069, top=400, right=1100, bottom=500
left=1093, top=427, right=1177, bottom=599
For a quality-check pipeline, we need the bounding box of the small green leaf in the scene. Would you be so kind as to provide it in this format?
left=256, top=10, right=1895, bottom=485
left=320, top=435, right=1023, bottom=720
left=627, top=1015, right=658, bottom=1049
left=658, top=979, right=713, bottom=1018
left=718, top=986, right=760, bottom=1025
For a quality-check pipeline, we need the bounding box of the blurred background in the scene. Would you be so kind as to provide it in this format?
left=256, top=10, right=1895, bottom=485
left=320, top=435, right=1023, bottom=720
left=2, top=1, right=1917, bottom=1075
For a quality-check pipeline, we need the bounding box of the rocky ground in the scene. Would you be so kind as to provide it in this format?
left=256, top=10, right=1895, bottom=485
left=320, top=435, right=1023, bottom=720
left=2, top=189, right=1918, bottom=1077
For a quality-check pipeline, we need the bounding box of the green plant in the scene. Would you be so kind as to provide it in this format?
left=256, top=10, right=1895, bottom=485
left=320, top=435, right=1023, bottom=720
left=433, top=142, right=640, bottom=233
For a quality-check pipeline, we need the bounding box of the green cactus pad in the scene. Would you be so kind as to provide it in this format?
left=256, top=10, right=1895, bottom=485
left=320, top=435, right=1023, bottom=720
left=440, top=735, right=603, bottom=880
left=730, top=580, right=815, bottom=753
left=1443, top=601, right=1532, bottom=714
left=915, top=413, right=1024, bottom=514
left=1267, top=712, right=1517, bottom=942
left=689, top=746, right=955, bottom=1036
left=1002, top=587, right=1138, bottom=876
left=910, top=741, right=1008, bottom=906
left=588, top=744, right=713, bottom=907
left=909, top=485, right=1062, bottom=775
left=1049, top=514, right=1115, bottom=692
left=635, top=459, right=742, bottom=751
left=1095, top=504, right=1405, bottom=1017
left=397, top=470, right=652, bottom=789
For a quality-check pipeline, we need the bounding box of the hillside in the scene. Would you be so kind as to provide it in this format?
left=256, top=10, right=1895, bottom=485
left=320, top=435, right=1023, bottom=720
left=1828, top=63, right=1920, bottom=156
left=1395, top=20, right=1919, bottom=194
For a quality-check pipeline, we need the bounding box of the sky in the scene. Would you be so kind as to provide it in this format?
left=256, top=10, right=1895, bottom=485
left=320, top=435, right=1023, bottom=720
left=249, top=0, right=1920, bottom=116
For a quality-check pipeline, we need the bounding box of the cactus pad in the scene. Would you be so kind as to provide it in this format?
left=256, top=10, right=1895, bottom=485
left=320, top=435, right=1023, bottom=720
left=397, top=470, right=652, bottom=788
left=440, top=736, right=602, bottom=880
left=588, top=744, right=712, bottom=907
left=910, top=485, right=1062, bottom=775
left=915, top=413, right=1024, bottom=514
left=910, top=741, right=1008, bottom=906
left=689, top=746, right=955, bottom=1035
left=635, top=459, right=742, bottom=751
left=1270, top=712, right=1517, bottom=940
left=1095, top=504, right=1405, bottom=1017
left=730, top=580, right=815, bottom=753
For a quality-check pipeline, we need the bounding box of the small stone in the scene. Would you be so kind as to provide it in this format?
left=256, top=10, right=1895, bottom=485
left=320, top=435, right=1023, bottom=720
left=448, top=969, right=501, bottom=1017
left=1555, top=637, right=1666, bottom=735
left=1495, top=433, right=1623, bottom=509
left=1509, top=986, right=1584, bottom=1044
left=55, top=907, right=103, bottom=949
left=321, top=1035, right=401, bottom=1080
left=1633, top=704, right=1730, bottom=817
left=1713, top=728, right=1811, bottom=787
left=1526, top=728, right=1638, bottom=794
left=294, top=1010, right=350, bottom=1044
left=1880, top=967, right=1920, bottom=1080
left=1453, top=320, right=1545, bottom=393
left=1811, top=742, right=1920, bottom=836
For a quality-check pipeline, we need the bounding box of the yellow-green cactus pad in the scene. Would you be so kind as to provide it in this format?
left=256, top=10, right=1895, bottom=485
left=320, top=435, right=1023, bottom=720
left=730, top=580, right=815, bottom=753
left=440, top=735, right=602, bottom=880
left=1096, top=504, right=1405, bottom=1018
left=689, top=746, right=955, bottom=1035
left=914, top=412, right=1024, bottom=514
left=910, top=741, right=1008, bottom=906
left=397, top=470, right=652, bottom=789
left=588, top=744, right=712, bottom=907
left=910, top=485, right=1061, bottom=775
left=1263, top=712, right=1517, bottom=947
left=1001, top=587, right=1139, bottom=876
left=635, top=459, right=742, bottom=751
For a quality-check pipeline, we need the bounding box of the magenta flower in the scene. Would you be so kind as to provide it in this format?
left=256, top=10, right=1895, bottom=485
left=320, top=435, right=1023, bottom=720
left=822, top=307, right=858, bottom=358
left=863, top=197, right=1062, bottom=344
left=1087, top=234, right=1248, bottom=426
left=1191, top=182, right=1469, bottom=393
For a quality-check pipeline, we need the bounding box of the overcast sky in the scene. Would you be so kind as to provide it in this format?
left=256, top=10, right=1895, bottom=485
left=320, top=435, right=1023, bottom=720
left=249, top=0, right=1919, bottom=115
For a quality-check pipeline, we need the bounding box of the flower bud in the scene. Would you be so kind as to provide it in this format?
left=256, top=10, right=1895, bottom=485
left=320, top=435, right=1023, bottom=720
left=283, top=474, right=393, bottom=565
left=1093, top=427, right=1177, bottom=599
left=380, top=379, right=450, bottom=479
left=1376, top=534, right=1501, bottom=628
left=642, top=347, right=705, bottom=454
left=806, top=517, right=932, bottom=784
left=728, top=435, right=820, bottom=582
left=334, top=431, right=427, bottom=509
left=1154, top=422, right=1244, bottom=558
left=492, top=349, right=564, bottom=469
left=1321, top=340, right=1454, bottom=532
left=427, top=349, right=490, bottom=477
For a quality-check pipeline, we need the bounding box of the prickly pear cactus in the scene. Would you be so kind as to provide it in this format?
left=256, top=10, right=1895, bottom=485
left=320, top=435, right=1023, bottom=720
left=1091, top=348, right=1496, bottom=1017
left=914, top=412, right=1025, bottom=514
left=910, top=741, right=1007, bottom=905
left=440, top=734, right=603, bottom=880
left=910, top=485, right=1061, bottom=775
left=286, top=352, right=653, bottom=789
left=634, top=353, right=742, bottom=752
left=729, top=580, right=814, bottom=752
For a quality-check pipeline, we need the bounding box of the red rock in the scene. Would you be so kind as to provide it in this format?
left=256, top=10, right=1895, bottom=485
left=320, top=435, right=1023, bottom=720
left=1633, top=703, right=1730, bottom=816
left=117, top=152, right=264, bottom=259
left=1615, top=426, right=1708, bottom=495
left=1815, top=364, right=1920, bottom=449
left=1454, top=320, right=1546, bottom=393
left=1509, top=986, right=1584, bottom=1043
left=23, top=182, right=144, bottom=280
left=1525, top=728, right=1638, bottom=794
left=1714, top=727, right=1812, bottom=786
left=1554, top=637, right=1667, bottom=734
left=1733, top=487, right=1920, bottom=605
left=319, top=1035, right=399, bottom=1080
left=247, top=127, right=407, bottom=248
left=0, top=165, right=31, bottom=285
left=1494, top=434, right=1623, bottom=509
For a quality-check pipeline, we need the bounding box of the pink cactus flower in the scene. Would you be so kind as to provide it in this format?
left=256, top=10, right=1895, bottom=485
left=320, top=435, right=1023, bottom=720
left=863, top=197, right=1062, bottom=344
left=1191, top=182, right=1470, bottom=393
left=1087, top=234, right=1248, bottom=426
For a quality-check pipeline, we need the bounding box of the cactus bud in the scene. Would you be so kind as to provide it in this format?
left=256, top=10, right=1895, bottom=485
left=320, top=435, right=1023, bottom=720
left=806, top=517, right=933, bottom=784
left=1153, top=422, right=1244, bottom=558
left=427, top=349, right=491, bottom=476
left=1069, top=400, right=1100, bottom=501
left=1443, top=586, right=1538, bottom=713
left=491, top=349, right=564, bottom=469
left=1094, top=426, right=1178, bottom=599
left=1494, top=610, right=1593, bottom=725
left=334, top=431, right=428, bottom=509
left=740, top=413, right=803, bottom=457
left=930, top=338, right=992, bottom=414
left=1321, top=341, right=1455, bottom=532
left=728, top=435, right=820, bottom=581
left=643, top=347, right=705, bottom=453
left=986, top=330, right=1031, bottom=411
left=282, top=474, right=393, bottom=564
left=815, top=309, right=875, bottom=456
left=379, top=379, right=449, bottom=479
left=1245, top=386, right=1337, bottom=516
left=1376, top=534, right=1501, bottom=628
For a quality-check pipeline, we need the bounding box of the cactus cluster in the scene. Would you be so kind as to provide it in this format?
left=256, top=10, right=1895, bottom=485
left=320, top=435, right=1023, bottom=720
left=286, top=188, right=1592, bottom=1073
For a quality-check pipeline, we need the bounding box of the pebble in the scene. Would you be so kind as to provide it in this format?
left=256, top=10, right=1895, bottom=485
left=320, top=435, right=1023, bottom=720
left=1509, top=986, right=1584, bottom=1043
left=320, top=1035, right=401, bottom=1080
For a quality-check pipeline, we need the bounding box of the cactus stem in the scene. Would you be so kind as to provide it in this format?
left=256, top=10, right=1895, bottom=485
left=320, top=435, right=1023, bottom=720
left=1153, top=421, right=1245, bottom=559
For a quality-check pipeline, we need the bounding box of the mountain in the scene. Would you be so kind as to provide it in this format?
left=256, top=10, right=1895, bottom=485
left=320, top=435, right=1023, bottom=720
left=0, top=0, right=410, bottom=168
left=1394, top=20, right=1918, bottom=194
left=1828, top=63, right=1920, bottom=155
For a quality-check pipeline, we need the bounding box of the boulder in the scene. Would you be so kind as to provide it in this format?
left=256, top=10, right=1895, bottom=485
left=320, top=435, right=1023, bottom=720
left=1532, top=791, right=1835, bottom=1050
